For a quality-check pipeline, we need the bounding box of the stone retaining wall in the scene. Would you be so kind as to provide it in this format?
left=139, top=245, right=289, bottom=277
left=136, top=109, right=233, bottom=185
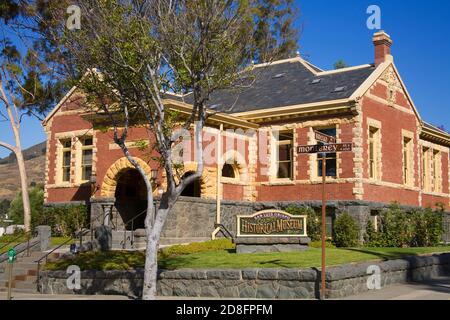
left=39, top=252, right=450, bottom=299
left=163, top=198, right=450, bottom=244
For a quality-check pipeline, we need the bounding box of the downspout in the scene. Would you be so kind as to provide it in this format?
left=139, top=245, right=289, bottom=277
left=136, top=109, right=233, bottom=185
left=211, top=124, right=223, bottom=240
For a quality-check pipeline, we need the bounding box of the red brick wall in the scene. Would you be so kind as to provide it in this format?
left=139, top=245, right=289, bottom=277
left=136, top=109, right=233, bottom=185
left=222, top=184, right=244, bottom=201
left=339, top=123, right=355, bottom=179
left=361, top=92, right=419, bottom=185
left=257, top=183, right=355, bottom=202
left=363, top=183, right=419, bottom=207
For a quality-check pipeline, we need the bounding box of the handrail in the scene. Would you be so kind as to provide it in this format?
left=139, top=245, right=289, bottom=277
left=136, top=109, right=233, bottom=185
left=214, top=223, right=234, bottom=241
left=0, top=230, right=33, bottom=255
left=121, top=208, right=148, bottom=249
left=35, top=211, right=107, bottom=265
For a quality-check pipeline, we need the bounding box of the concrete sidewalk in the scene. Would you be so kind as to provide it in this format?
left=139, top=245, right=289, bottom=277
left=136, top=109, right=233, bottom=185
left=344, top=276, right=450, bottom=300
left=0, top=292, right=131, bottom=300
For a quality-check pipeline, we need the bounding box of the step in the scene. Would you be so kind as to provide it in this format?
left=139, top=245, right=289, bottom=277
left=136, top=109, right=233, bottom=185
left=12, top=281, right=37, bottom=291
left=13, top=275, right=37, bottom=282
left=0, top=287, right=38, bottom=293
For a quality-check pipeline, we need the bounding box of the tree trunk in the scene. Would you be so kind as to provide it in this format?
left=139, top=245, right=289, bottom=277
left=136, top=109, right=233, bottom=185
left=0, top=84, right=31, bottom=233
left=14, top=149, right=31, bottom=232
left=142, top=206, right=170, bottom=300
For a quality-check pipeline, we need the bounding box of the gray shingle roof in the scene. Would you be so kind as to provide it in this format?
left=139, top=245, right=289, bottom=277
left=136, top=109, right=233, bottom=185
left=423, top=122, right=449, bottom=135
left=179, top=60, right=376, bottom=114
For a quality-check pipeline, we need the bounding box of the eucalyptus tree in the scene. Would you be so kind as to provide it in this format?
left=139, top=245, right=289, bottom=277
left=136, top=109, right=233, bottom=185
left=0, top=32, right=63, bottom=233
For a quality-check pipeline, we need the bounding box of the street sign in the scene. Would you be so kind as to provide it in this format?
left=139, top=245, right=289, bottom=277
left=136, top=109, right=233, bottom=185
left=314, top=130, right=337, bottom=144
left=295, top=138, right=353, bottom=299
left=297, top=143, right=353, bottom=154
left=7, top=248, right=16, bottom=263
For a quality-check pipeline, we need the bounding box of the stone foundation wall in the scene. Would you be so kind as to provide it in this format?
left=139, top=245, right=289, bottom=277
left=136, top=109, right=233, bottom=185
left=39, top=253, right=450, bottom=299
left=88, top=197, right=450, bottom=245
left=161, top=198, right=450, bottom=244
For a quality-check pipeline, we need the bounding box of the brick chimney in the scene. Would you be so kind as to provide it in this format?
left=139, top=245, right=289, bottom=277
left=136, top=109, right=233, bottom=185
left=373, top=31, right=393, bottom=66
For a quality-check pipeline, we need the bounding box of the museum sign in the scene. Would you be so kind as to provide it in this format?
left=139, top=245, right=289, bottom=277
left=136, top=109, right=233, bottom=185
left=236, top=210, right=307, bottom=237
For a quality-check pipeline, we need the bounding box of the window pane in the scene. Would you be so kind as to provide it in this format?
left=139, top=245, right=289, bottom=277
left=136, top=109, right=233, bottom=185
left=318, top=155, right=337, bottom=177
left=318, top=128, right=336, bottom=137
left=277, top=162, right=291, bottom=179
left=82, top=149, right=93, bottom=165
left=63, top=167, right=70, bottom=182
left=278, top=132, right=293, bottom=141
left=278, top=144, right=291, bottom=161
left=63, top=140, right=71, bottom=148
left=82, top=166, right=92, bottom=181
left=83, top=138, right=93, bottom=146
left=63, top=151, right=71, bottom=166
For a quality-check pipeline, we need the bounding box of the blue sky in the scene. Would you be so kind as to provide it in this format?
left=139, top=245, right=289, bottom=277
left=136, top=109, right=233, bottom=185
left=1, top=0, right=449, bottom=158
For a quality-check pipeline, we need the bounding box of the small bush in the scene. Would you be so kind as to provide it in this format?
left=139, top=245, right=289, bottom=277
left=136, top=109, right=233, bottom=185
left=333, top=213, right=359, bottom=247
left=364, top=204, right=444, bottom=248
left=8, top=184, right=44, bottom=229
left=285, top=206, right=320, bottom=241
left=42, top=205, right=88, bottom=237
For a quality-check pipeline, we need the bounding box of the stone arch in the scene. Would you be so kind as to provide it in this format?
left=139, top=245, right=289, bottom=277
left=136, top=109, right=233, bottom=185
left=101, top=157, right=153, bottom=197
left=221, top=150, right=248, bottom=182
left=161, top=161, right=216, bottom=199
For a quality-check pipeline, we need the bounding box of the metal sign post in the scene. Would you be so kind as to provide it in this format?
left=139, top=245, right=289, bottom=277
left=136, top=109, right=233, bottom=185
left=297, top=131, right=353, bottom=300
left=7, top=248, right=16, bottom=300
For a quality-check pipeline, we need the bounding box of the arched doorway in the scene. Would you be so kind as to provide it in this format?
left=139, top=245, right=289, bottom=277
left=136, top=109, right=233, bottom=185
left=180, top=172, right=201, bottom=197
left=114, top=169, right=147, bottom=230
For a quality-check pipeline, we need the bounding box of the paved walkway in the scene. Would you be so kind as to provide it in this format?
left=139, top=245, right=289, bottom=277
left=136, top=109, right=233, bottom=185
left=3, top=277, right=450, bottom=300
left=0, top=292, right=131, bottom=300
left=344, top=277, right=450, bottom=300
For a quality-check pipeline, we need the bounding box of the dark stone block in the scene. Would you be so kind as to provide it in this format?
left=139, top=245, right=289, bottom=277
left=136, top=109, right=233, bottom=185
left=257, top=269, right=278, bottom=280
left=206, top=269, right=241, bottom=280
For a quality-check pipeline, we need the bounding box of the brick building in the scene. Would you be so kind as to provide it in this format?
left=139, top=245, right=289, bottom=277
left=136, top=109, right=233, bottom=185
left=42, top=31, right=450, bottom=242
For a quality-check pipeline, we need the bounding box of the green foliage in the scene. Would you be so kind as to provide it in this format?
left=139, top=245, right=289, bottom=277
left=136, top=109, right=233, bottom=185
left=42, top=205, right=88, bottom=237
left=252, top=0, right=299, bottom=62
left=411, top=208, right=443, bottom=247
left=45, top=250, right=145, bottom=271
left=0, top=199, right=10, bottom=219
left=308, top=240, right=336, bottom=249
left=285, top=206, right=320, bottom=241
left=334, top=59, right=348, bottom=69
left=333, top=213, right=359, bottom=247
left=364, top=204, right=444, bottom=248
left=159, top=239, right=235, bottom=259
left=9, top=184, right=44, bottom=228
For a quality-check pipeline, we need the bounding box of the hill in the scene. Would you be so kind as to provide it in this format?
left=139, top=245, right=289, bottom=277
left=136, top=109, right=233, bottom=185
left=0, top=142, right=46, bottom=200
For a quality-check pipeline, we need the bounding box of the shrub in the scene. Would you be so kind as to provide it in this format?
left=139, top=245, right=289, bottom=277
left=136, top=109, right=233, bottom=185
left=364, top=204, right=444, bottom=248
left=333, top=213, right=359, bottom=247
left=411, top=208, right=443, bottom=247
left=285, top=206, right=320, bottom=241
left=8, top=184, right=44, bottom=229
left=42, top=205, right=88, bottom=237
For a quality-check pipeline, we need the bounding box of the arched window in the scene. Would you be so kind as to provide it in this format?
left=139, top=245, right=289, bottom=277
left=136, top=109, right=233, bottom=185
left=222, top=160, right=239, bottom=180
left=222, top=163, right=236, bottom=178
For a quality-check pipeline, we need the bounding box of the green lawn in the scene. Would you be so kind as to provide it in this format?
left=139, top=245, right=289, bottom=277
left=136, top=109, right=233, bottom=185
left=158, top=246, right=450, bottom=269
left=44, top=245, right=450, bottom=271
left=0, top=237, right=72, bottom=254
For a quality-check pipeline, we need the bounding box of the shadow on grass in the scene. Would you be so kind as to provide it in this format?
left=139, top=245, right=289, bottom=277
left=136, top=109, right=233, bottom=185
left=344, top=248, right=429, bottom=261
